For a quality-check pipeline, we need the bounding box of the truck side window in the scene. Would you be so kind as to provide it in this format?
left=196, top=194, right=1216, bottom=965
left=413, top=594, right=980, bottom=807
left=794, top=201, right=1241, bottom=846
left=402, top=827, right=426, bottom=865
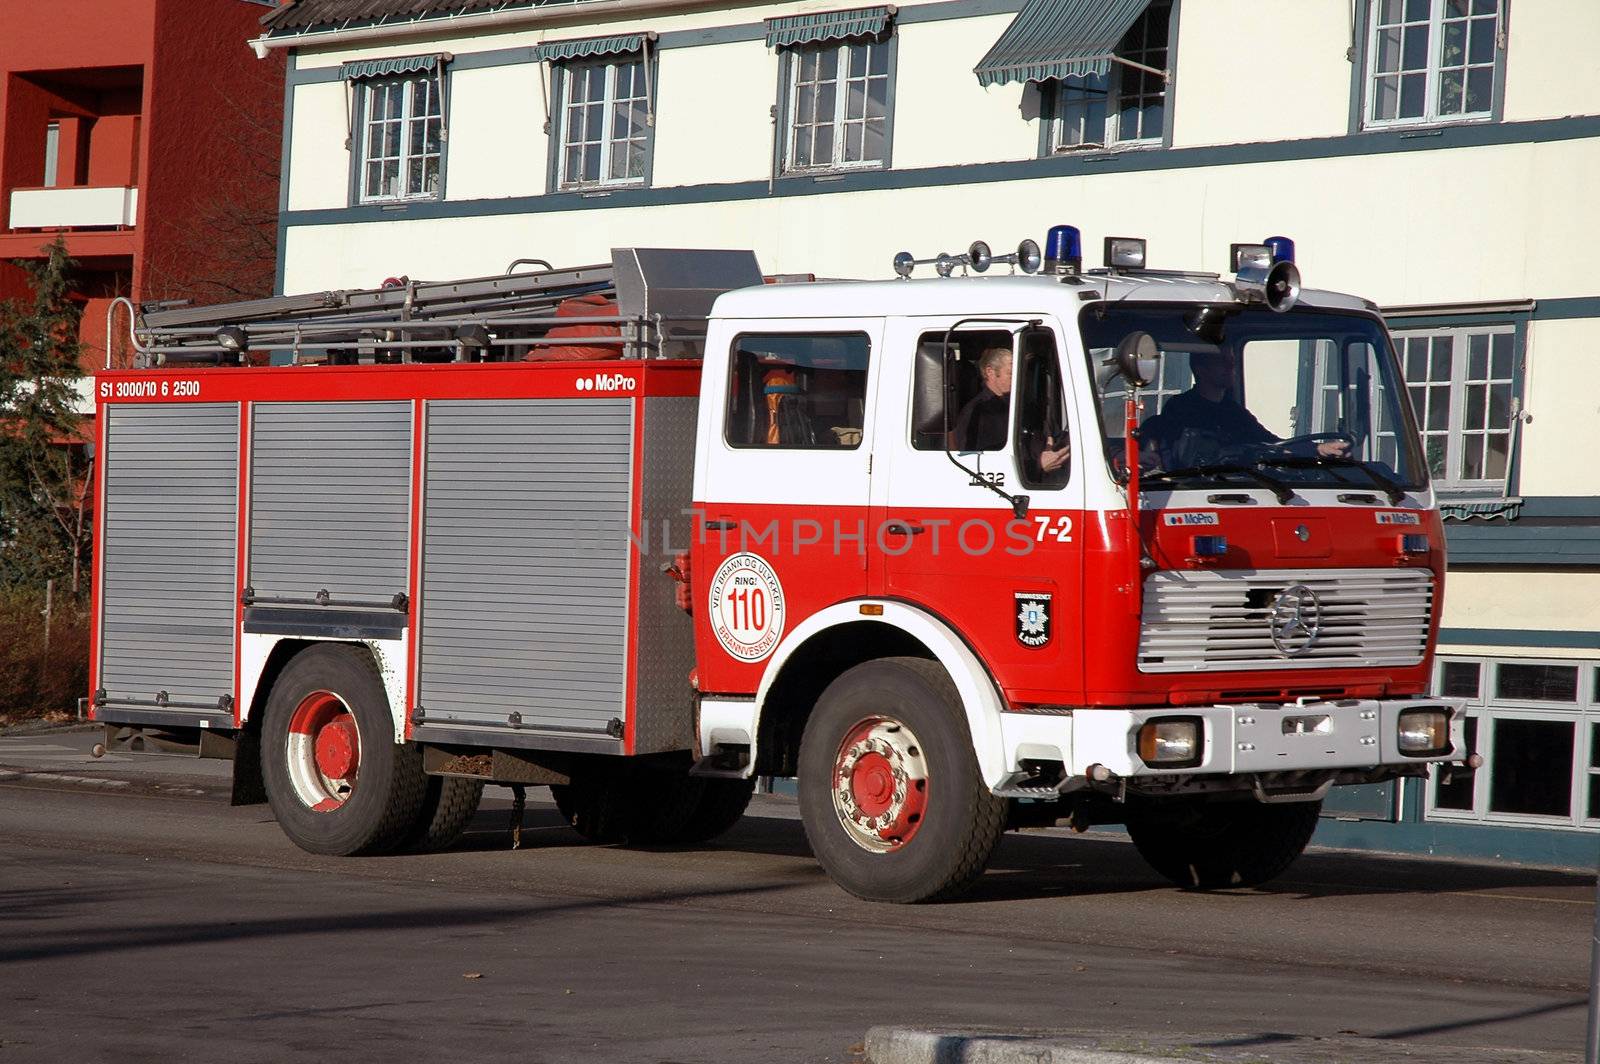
left=910, top=329, right=1013, bottom=451
left=725, top=332, right=870, bottom=449
left=1015, top=328, right=1071, bottom=489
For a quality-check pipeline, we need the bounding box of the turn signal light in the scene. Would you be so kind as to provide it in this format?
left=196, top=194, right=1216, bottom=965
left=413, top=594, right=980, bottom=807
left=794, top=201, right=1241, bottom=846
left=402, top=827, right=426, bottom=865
left=1137, top=718, right=1203, bottom=768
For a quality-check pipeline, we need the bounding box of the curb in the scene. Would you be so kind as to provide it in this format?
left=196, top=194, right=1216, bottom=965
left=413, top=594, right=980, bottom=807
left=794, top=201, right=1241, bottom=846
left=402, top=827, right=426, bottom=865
left=864, top=1028, right=1192, bottom=1064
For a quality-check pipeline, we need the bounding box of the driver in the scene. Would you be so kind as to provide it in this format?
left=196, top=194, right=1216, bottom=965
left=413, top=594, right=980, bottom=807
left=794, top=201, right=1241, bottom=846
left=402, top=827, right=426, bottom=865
left=1147, top=349, right=1347, bottom=464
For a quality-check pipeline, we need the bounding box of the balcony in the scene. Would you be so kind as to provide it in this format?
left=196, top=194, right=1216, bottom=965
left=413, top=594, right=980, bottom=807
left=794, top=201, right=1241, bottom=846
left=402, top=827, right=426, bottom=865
left=9, top=186, right=138, bottom=230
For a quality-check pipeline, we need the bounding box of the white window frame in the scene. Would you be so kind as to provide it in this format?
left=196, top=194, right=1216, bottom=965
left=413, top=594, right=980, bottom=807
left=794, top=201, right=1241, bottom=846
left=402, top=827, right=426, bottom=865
left=1391, top=324, right=1518, bottom=495
left=555, top=57, right=649, bottom=190
left=783, top=38, right=890, bottom=174
left=1424, top=655, right=1598, bottom=832
left=1048, top=0, right=1170, bottom=152
left=357, top=74, right=443, bottom=204
left=1363, top=0, right=1503, bottom=130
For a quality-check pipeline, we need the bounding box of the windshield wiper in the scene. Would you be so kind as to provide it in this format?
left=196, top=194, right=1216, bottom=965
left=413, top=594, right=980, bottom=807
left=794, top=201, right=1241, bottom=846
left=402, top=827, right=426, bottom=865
left=1254, top=454, right=1408, bottom=505
left=1141, top=463, right=1295, bottom=504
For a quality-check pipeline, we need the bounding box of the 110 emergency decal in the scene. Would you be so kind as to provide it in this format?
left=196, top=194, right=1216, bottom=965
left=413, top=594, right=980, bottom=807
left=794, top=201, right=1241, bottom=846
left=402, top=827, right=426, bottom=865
left=708, top=552, right=786, bottom=662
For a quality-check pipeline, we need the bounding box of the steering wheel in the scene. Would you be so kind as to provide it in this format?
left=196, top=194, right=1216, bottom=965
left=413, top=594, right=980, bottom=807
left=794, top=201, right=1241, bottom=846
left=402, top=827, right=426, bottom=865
left=1269, top=431, right=1356, bottom=456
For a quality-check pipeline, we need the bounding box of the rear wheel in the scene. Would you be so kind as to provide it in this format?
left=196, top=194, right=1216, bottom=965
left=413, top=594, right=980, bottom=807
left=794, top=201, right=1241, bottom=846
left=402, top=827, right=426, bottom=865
left=552, top=769, right=755, bottom=845
left=399, top=777, right=484, bottom=852
left=797, top=657, right=1005, bottom=903
left=262, top=645, right=427, bottom=856
left=1126, top=799, right=1323, bottom=890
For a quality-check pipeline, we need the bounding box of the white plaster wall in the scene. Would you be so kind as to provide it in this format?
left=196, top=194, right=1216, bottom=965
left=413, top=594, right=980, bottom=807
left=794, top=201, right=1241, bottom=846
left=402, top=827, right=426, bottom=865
left=286, top=81, right=352, bottom=211
left=1171, top=0, right=1353, bottom=147
left=1441, top=571, right=1600, bottom=636
left=891, top=14, right=1037, bottom=169
left=443, top=64, right=547, bottom=201
left=282, top=135, right=1600, bottom=304
left=651, top=41, right=776, bottom=186
left=1502, top=1, right=1600, bottom=123
left=1514, top=318, right=1600, bottom=498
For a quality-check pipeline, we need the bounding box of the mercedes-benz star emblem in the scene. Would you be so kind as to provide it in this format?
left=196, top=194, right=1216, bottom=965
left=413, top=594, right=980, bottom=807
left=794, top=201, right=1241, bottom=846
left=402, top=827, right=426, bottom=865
left=1268, top=584, right=1322, bottom=656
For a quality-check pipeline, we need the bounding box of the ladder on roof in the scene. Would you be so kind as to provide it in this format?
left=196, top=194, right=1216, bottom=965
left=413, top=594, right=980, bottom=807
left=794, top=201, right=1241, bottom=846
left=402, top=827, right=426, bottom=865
left=109, top=248, right=765, bottom=369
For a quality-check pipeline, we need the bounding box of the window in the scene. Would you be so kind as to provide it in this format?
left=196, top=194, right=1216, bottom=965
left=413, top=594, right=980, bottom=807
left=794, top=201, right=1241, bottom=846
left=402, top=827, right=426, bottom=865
left=43, top=122, right=60, bottom=187
left=1362, top=0, right=1502, bottom=129
left=910, top=329, right=1012, bottom=452
left=556, top=58, right=649, bottom=189
left=1047, top=0, right=1170, bottom=151
left=1391, top=325, right=1517, bottom=494
left=358, top=75, right=443, bottom=203
left=725, top=333, right=870, bottom=449
left=1426, top=655, right=1600, bottom=830
left=784, top=39, right=890, bottom=172
left=1014, top=328, right=1071, bottom=489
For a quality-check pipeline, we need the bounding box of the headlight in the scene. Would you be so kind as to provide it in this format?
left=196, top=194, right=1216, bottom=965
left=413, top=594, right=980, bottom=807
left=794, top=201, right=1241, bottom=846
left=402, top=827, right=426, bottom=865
left=1137, top=718, right=1203, bottom=768
left=1398, top=709, right=1451, bottom=756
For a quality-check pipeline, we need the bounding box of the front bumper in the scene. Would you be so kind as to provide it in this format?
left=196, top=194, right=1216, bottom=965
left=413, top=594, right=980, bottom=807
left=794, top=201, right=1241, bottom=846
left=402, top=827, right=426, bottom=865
left=1000, top=696, right=1468, bottom=783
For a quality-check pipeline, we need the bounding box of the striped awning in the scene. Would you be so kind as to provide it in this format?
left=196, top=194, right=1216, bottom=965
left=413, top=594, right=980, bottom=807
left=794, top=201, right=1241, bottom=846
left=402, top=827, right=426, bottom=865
left=533, top=34, right=649, bottom=63
left=339, top=53, right=446, bottom=80
left=973, top=0, right=1154, bottom=87
left=1440, top=498, right=1524, bottom=521
left=765, top=6, right=895, bottom=48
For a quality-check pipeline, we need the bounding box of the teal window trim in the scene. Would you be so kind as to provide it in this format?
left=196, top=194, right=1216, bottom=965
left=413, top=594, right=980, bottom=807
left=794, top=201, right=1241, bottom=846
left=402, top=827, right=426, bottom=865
left=774, top=30, right=898, bottom=177
left=1384, top=306, right=1529, bottom=500
left=347, top=64, right=452, bottom=207
left=543, top=48, right=659, bottom=194
left=1348, top=0, right=1511, bottom=135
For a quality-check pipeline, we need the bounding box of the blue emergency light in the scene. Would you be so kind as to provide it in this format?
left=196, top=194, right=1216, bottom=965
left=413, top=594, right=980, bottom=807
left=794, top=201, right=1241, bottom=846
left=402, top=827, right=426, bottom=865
left=1264, top=235, right=1296, bottom=264
left=1045, top=224, right=1082, bottom=275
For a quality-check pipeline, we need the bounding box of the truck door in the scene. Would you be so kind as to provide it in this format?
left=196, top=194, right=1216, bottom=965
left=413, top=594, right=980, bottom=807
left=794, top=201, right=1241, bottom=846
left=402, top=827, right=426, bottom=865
left=693, top=318, right=881, bottom=695
left=870, top=317, right=1085, bottom=705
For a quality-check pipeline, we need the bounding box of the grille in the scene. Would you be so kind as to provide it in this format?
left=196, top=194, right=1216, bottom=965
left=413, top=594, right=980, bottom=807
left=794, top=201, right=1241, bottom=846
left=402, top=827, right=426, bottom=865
left=1137, top=568, right=1433, bottom=673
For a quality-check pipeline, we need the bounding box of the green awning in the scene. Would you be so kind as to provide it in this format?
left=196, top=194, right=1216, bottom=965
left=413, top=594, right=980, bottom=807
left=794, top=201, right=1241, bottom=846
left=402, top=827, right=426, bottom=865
left=973, top=0, right=1153, bottom=88
left=533, top=34, right=648, bottom=63
left=1440, top=498, right=1524, bottom=521
left=339, top=54, right=444, bottom=81
left=765, top=6, right=895, bottom=48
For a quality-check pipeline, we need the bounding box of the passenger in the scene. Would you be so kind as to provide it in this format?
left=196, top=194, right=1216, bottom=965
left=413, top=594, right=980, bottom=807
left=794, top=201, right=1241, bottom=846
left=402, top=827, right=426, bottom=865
left=952, top=346, right=1013, bottom=452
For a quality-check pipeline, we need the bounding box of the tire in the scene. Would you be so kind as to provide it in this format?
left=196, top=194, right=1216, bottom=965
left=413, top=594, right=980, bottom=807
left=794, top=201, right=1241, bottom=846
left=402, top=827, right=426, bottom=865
left=550, top=768, right=636, bottom=844
left=1126, top=799, right=1323, bottom=890
left=261, top=644, right=428, bottom=856
left=399, top=777, right=484, bottom=853
left=797, top=657, right=1005, bottom=904
left=552, top=770, right=754, bottom=846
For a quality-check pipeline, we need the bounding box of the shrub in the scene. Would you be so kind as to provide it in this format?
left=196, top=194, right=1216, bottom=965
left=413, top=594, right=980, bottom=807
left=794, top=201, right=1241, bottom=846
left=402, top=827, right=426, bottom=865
left=0, top=587, right=88, bottom=717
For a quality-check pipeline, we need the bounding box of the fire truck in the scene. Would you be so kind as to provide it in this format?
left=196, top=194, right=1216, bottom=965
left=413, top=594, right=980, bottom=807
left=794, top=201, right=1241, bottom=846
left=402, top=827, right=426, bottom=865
left=91, top=228, right=1474, bottom=903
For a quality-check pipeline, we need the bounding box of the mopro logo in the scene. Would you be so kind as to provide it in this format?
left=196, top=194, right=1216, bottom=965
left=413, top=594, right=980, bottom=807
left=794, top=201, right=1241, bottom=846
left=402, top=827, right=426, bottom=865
left=576, top=373, right=638, bottom=392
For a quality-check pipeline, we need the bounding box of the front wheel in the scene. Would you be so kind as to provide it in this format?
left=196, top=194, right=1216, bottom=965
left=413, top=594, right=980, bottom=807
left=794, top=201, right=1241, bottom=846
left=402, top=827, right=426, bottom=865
left=1126, top=799, right=1322, bottom=890
left=797, top=657, right=1005, bottom=904
left=261, top=644, right=428, bottom=856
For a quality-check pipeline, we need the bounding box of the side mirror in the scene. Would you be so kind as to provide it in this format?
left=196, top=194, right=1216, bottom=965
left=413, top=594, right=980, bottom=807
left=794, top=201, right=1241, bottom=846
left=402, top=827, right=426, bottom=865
left=1114, top=331, right=1161, bottom=387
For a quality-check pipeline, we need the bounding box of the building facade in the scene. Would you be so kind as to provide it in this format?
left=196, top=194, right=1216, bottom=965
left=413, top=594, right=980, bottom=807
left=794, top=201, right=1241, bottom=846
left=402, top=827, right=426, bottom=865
left=260, top=0, right=1600, bottom=868
left=0, top=0, right=284, bottom=372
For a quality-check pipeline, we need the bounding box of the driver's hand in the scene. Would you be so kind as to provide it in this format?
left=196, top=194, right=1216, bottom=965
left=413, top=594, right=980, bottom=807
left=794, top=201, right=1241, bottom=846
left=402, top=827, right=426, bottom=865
left=1316, top=439, right=1351, bottom=457
left=1040, top=436, right=1071, bottom=472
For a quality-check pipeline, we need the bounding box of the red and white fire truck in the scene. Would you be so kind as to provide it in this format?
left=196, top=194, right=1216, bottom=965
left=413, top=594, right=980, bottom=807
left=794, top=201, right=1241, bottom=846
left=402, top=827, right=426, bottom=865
left=90, top=229, right=1474, bottom=902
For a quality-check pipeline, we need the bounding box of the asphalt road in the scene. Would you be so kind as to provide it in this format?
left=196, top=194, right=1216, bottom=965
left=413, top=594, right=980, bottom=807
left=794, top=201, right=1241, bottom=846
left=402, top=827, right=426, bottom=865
left=0, top=735, right=1591, bottom=1064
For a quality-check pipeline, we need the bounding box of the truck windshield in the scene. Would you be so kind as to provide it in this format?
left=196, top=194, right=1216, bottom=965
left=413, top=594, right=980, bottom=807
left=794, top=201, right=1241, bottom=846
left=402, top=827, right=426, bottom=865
left=1080, top=303, right=1427, bottom=495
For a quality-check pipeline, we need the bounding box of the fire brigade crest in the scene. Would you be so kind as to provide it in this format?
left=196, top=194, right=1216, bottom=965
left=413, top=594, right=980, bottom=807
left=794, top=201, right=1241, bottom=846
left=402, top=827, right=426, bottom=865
left=708, top=552, right=787, bottom=662
left=1014, top=592, right=1052, bottom=648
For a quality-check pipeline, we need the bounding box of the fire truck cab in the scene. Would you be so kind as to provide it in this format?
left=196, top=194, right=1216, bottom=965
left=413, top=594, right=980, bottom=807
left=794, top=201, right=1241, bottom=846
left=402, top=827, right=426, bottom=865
left=90, top=231, right=1473, bottom=903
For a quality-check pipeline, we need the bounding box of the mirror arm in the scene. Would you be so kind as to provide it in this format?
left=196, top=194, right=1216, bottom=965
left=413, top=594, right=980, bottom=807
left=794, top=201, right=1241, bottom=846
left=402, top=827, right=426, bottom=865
left=1124, top=385, right=1146, bottom=617
left=939, top=317, right=1042, bottom=519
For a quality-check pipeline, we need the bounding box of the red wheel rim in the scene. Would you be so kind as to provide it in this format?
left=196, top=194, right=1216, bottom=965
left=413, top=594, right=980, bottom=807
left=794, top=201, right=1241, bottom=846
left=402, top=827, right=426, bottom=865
left=286, top=691, right=361, bottom=812
left=832, top=717, right=929, bottom=853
